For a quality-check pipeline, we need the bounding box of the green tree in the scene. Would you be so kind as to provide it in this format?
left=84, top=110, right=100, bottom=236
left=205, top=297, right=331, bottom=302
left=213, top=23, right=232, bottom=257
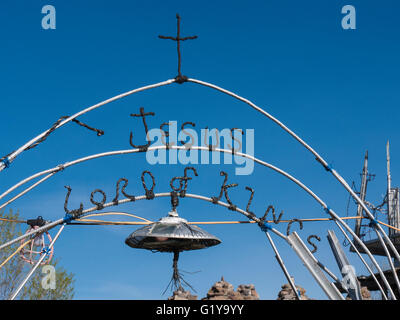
left=0, top=209, right=75, bottom=300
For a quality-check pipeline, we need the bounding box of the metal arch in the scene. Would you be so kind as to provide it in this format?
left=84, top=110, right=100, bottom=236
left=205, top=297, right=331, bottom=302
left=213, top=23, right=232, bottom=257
left=2, top=185, right=316, bottom=299
left=0, top=79, right=176, bottom=172
left=0, top=74, right=397, bottom=296
left=0, top=76, right=392, bottom=246
left=0, top=189, right=340, bottom=299
left=1, top=75, right=397, bottom=273
left=8, top=223, right=66, bottom=300
left=0, top=145, right=393, bottom=298
left=0, top=191, right=285, bottom=248
left=186, top=78, right=400, bottom=272
left=0, top=190, right=366, bottom=300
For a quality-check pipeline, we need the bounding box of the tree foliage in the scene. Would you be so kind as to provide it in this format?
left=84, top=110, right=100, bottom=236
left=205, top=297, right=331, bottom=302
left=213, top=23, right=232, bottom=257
left=0, top=209, right=75, bottom=300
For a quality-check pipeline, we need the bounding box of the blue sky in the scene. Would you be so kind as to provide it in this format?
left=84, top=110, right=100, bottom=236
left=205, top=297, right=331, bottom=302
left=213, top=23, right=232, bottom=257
left=0, top=0, right=399, bottom=299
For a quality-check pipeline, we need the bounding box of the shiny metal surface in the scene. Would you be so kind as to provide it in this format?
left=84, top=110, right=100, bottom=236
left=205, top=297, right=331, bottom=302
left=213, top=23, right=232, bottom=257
left=125, top=213, right=221, bottom=252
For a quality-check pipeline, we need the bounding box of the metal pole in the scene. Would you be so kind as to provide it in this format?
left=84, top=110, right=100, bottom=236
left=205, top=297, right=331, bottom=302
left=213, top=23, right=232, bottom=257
left=188, top=78, right=400, bottom=271
left=387, top=141, right=391, bottom=205
left=0, top=173, right=55, bottom=211
left=9, top=224, right=65, bottom=300
left=3, top=77, right=398, bottom=270
left=333, top=220, right=388, bottom=300
left=0, top=75, right=396, bottom=298
left=374, top=226, right=400, bottom=297
left=0, top=218, right=64, bottom=251
left=264, top=231, right=301, bottom=300
left=0, top=79, right=175, bottom=172
left=287, top=232, right=345, bottom=300
left=355, top=151, right=369, bottom=238
left=0, top=147, right=392, bottom=295
left=327, top=230, right=362, bottom=300
left=336, top=171, right=400, bottom=272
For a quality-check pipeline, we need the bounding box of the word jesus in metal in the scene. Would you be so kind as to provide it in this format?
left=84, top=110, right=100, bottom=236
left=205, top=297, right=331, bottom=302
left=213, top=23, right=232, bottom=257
left=129, top=108, right=255, bottom=175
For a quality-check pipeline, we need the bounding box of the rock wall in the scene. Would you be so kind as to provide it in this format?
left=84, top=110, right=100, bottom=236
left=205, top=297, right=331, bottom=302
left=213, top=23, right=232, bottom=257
left=168, top=276, right=260, bottom=300
left=202, top=277, right=260, bottom=300
left=168, top=288, right=198, bottom=300
left=276, top=283, right=310, bottom=300
left=168, top=278, right=372, bottom=300
left=345, top=286, right=371, bottom=300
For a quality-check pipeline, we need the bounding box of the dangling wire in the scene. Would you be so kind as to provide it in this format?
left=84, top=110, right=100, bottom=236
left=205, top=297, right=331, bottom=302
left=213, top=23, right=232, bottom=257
left=162, top=251, right=196, bottom=295
left=343, top=181, right=356, bottom=247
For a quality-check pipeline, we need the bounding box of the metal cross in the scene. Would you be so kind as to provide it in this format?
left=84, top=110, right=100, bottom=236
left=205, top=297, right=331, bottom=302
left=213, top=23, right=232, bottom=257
left=159, top=14, right=197, bottom=83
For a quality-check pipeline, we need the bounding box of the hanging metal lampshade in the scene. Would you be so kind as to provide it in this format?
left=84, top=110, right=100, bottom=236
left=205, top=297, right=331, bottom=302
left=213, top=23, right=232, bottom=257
left=125, top=211, right=221, bottom=252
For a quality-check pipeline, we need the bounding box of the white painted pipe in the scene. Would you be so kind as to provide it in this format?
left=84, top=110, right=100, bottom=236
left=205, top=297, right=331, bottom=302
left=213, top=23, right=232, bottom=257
left=0, top=79, right=176, bottom=172
left=2, top=75, right=397, bottom=271
left=185, top=78, right=400, bottom=293
left=2, top=76, right=396, bottom=269
left=333, top=220, right=387, bottom=300
left=0, top=145, right=391, bottom=296
left=0, top=73, right=396, bottom=295
left=8, top=224, right=66, bottom=300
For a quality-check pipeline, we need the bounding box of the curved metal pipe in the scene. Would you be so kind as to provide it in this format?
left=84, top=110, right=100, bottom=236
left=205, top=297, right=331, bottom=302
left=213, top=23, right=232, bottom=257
left=0, top=145, right=392, bottom=297
left=333, top=220, right=387, bottom=300
left=374, top=226, right=400, bottom=295
left=3, top=76, right=396, bottom=268
left=0, top=72, right=396, bottom=297
left=0, top=191, right=286, bottom=250
left=0, top=79, right=176, bottom=172
left=2, top=76, right=397, bottom=271
left=8, top=224, right=66, bottom=300
left=187, top=78, right=400, bottom=271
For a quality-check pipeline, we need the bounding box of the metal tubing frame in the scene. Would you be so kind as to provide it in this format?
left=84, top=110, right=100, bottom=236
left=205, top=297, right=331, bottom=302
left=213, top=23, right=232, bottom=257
left=0, top=146, right=392, bottom=298
left=0, top=191, right=287, bottom=250
left=1, top=77, right=397, bottom=265
left=0, top=188, right=341, bottom=299
left=0, top=79, right=176, bottom=172
left=0, top=77, right=397, bottom=297
left=374, top=226, right=400, bottom=295
left=8, top=224, right=66, bottom=300
left=264, top=231, right=301, bottom=300
left=187, top=78, right=400, bottom=270
left=333, top=220, right=387, bottom=299
left=287, top=232, right=345, bottom=300
left=327, top=229, right=362, bottom=300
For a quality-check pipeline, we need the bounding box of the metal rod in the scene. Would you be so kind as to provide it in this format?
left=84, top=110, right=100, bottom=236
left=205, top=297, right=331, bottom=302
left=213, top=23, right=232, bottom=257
left=316, top=260, right=343, bottom=286
left=333, top=220, right=388, bottom=300
left=3, top=185, right=392, bottom=299
left=374, top=226, right=400, bottom=297
left=0, top=145, right=390, bottom=293
left=355, top=151, right=369, bottom=238
left=0, top=71, right=395, bottom=297
left=0, top=79, right=176, bottom=172
left=0, top=218, right=64, bottom=251
left=0, top=76, right=388, bottom=252
left=187, top=77, right=400, bottom=271
left=327, top=230, right=362, bottom=300
left=0, top=173, right=55, bottom=211
left=3, top=76, right=397, bottom=269
left=287, top=232, right=344, bottom=300
left=264, top=231, right=300, bottom=300
left=387, top=141, right=391, bottom=202
left=0, top=190, right=286, bottom=253
left=336, top=171, right=400, bottom=272
left=9, top=224, right=65, bottom=300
